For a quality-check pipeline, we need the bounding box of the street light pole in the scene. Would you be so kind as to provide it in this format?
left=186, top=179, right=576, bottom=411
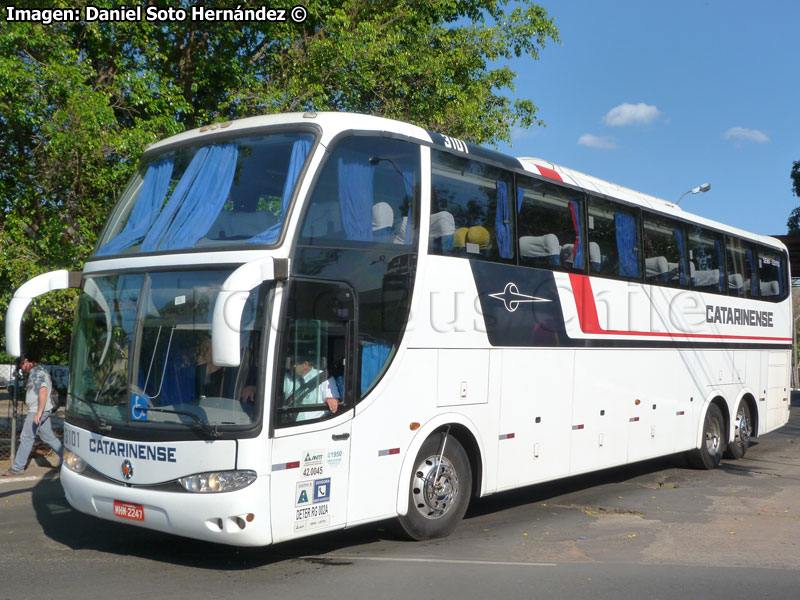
left=677, top=182, right=711, bottom=205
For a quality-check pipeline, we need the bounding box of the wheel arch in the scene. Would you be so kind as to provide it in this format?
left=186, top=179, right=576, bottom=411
left=734, top=391, right=759, bottom=441
left=695, top=392, right=730, bottom=450
left=395, top=414, right=485, bottom=517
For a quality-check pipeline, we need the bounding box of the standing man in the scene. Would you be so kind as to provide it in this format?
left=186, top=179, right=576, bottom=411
left=3, top=354, right=63, bottom=476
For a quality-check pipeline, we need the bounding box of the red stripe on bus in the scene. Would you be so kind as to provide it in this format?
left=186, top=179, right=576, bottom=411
left=536, top=165, right=562, bottom=181
left=568, top=274, right=791, bottom=342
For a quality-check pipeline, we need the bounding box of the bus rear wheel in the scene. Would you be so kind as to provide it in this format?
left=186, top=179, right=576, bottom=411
left=689, top=403, right=726, bottom=469
left=398, top=432, right=472, bottom=541
left=724, top=401, right=752, bottom=459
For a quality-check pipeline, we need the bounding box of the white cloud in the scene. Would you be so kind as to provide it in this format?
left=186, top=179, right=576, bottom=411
left=724, top=126, right=770, bottom=144
left=602, top=103, right=661, bottom=126
left=578, top=133, right=617, bottom=149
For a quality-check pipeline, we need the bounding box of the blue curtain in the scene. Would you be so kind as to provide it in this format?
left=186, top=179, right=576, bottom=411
left=153, top=144, right=239, bottom=251
left=339, top=159, right=374, bottom=242
left=673, top=229, right=686, bottom=285
left=714, top=239, right=725, bottom=292
left=248, top=138, right=312, bottom=245
left=97, top=159, right=174, bottom=256
left=360, top=342, right=392, bottom=395
left=516, top=187, right=524, bottom=213
left=615, top=213, right=639, bottom=277
left=402, top=168, right=414, bottom=245
left=569, top=200, right=584, bottom=269
left=495, top=181, right=512, bottom=259
left=746, top=249, right=756, bottom=295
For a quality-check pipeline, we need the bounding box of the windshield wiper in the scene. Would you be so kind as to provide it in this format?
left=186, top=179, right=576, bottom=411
left=141, top=407, right=221, bottom=439
left=67, top=391, right=112, bottom=432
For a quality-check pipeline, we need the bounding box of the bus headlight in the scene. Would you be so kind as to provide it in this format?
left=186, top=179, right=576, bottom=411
left=178, top=470, right=257, bottom=493
left=63, top=450, right=87, bottom=474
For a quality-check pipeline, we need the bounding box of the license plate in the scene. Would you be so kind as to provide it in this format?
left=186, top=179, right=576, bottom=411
left=113, top=500, right=144, bottom=521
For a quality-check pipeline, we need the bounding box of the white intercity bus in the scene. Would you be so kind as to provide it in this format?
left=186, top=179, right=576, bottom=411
left=5, top=112, right=791, bottom=545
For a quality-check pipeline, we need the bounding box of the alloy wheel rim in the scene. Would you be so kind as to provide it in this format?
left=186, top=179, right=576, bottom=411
left=411, top=455, right=459, bottom=520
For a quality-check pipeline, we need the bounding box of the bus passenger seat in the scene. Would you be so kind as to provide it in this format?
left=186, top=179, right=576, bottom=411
left=560, top=243, right=574, bottom=265
left=728, top=273, right=744, bottom=292
left=372, top=202, right=394, bottom=243
left=520, top=234, right=560, bottom=265
left=589, top=242, right=601, bottom=272
left=466, top=226, right=490, bottom=255
left=760, top=280, right=779, bottom=296
left=693, top=268, right=720, bottom=288
left=645, top=256, right=669, bottom=282
left=430, top=211, right=455, bottom=252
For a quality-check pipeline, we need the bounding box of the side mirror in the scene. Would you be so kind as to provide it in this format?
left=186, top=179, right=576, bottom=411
left=211, top=257, right=288, bottom=367
left=5, top=270, right=81, bottom=357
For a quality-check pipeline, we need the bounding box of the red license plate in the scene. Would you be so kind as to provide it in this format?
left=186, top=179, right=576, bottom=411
left=113, top=500, right=144, bottom=521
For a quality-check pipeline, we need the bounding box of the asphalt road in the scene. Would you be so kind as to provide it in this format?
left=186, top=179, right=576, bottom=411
left=2, top=403, right=800, bottom=600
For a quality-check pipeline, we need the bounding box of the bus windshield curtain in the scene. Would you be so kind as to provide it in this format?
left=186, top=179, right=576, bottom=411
left=360, top=341, right=392, bottom=395
left=615, top=213, right=639, bottom=277
left=141, top=145, right=238, bottom=252
left=569, top=200, right=584, bottom=269
left=715, top=239, right=725, bottom=292
left=248, top=137, right=312, bottom=245
left=495, top=181, right=511, bottom=258
left=339, top=159, right=374, bottom=242
left=674, top=228, right=686, bottom=285
left=96, top=159, right=174, bottom=256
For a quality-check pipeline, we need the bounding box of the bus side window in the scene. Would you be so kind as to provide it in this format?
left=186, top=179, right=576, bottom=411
left=687, top=226, right=725, bottom=293
left=725, top=236, right=755, bottom=297
left=299, top=136, right=420, bottom=247
left=430, top=150, right=514, bottom=263
left=642, top=213, right=687, bottom=287
left=757, top=249, right=785, bottom=299
left=275, top=281, right=354, bottom=427
left=517, top=176, right=584, bottom=272
left=586, top=196, right=640, bottom=279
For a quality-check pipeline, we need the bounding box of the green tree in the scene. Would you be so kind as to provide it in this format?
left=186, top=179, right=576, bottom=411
left=0, top=0, right=559, bottom=362
left=787, top=161, right=800, bottom=234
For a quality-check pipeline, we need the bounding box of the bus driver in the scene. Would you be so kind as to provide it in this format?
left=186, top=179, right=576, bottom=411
left=284, top=351, right=340, bottom=422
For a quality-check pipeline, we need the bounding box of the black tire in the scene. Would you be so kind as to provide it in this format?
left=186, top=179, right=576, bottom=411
left=397, top=432, right=472, bottom=541
left=688, top=403, right=726, bottom=469
left=724, top=401, right=752, bottom=459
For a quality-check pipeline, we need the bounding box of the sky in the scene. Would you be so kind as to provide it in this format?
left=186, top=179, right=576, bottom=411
left=493, top=0, right=799, bottom=237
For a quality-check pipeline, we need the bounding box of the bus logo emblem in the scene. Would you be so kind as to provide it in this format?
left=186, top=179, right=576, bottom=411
left=121, top=460, right=134, bottom=480
left=489, top=282, right=550, bottom=312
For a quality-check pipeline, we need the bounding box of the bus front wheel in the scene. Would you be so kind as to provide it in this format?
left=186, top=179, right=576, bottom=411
left=398, top=432, right=472, bottom=540
left=689, top=403, right=726, bottom=469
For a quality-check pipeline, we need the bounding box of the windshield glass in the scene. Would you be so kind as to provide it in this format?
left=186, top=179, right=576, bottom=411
left=94, top=131, right=314, bottom=256
left=68, top=271, right=264, bottom=433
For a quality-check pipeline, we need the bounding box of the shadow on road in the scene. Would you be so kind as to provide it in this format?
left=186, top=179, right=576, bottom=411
left=29, top=455, right=691, bottom=569
left=29, top=474, right=396, bottom=569
left=28, top=407, right=799, bottom=569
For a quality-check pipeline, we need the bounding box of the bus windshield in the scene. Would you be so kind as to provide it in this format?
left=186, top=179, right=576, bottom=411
left=95, top=131, right=314, bottom=256
left=67, top=270, right=264, bottom=433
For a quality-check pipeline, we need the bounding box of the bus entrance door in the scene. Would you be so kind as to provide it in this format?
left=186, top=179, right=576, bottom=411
left=269, top=279, right=356, bottom=542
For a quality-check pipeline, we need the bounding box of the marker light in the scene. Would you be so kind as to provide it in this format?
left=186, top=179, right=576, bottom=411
left=63, top=450, right=87, bottom=474
left=178, top=470, right=257, bottom=493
